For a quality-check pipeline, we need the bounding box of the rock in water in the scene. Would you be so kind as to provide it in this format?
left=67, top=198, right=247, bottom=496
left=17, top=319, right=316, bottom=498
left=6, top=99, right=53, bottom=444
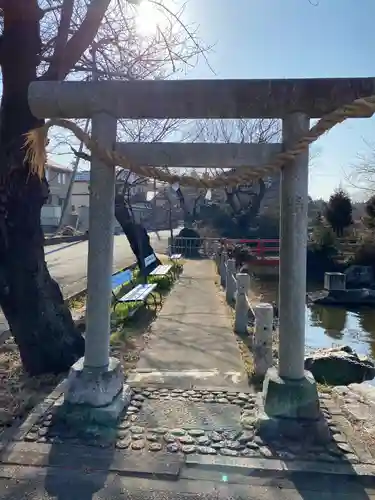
left=305, top=346, right=375, bottom=386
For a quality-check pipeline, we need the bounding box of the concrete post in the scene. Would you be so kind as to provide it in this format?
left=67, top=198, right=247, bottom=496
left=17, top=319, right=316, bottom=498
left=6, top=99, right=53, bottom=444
left=234, top=273, right=250, bottom=334
left=226, top=259, right=236, bottom=304
left=278, top=112, right=310, bottom=380
left=253, top=303, right=273, bottom=378
left=84, top=112, right=117, bottom=369
left=220, top=251, right=227, bottom=287
left=324, top=272, right=346, bottom=291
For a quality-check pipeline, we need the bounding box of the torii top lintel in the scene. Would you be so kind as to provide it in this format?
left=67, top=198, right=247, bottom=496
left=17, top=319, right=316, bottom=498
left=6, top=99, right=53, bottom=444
left=28, top=77, right=375, bottom=120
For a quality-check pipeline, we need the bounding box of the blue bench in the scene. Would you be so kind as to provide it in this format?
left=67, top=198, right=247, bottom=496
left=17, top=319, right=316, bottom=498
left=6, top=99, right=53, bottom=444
left=111, top=269, right=134, bottom=304
left=112, top=268, right=162, bottom=317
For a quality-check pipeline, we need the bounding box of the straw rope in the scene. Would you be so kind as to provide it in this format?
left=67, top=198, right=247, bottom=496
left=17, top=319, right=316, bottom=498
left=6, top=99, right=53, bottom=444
left=24, top=94, right=375, bottom=188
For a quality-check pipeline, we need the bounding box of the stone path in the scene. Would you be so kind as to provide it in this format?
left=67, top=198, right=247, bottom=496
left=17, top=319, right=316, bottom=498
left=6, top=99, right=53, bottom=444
left=128, top=259, right=249, bottom=389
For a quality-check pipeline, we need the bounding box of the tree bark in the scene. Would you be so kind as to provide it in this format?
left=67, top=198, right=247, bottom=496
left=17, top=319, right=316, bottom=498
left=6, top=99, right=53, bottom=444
left=114, top=194, right=161, bottom=276
left=0, top=3, right=84, bottom=376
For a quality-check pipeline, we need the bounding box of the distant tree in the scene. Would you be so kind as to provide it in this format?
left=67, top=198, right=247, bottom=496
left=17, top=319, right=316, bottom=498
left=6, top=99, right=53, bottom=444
left=325, top=188, right=353, bottom=237
left=362, top=194, right=375, bottom=229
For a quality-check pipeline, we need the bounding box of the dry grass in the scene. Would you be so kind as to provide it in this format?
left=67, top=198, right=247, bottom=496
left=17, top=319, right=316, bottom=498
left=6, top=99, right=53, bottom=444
left=0, top=340, right=61, bottom=431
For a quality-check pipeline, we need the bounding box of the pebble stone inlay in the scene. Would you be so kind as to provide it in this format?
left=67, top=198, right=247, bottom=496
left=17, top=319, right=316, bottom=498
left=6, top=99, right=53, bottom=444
left=21, top=388, right=362, bottom=464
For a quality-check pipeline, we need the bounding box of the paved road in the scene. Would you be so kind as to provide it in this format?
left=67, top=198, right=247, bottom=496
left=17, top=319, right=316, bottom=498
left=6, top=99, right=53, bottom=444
left=0, top=230, right=172, bottom=334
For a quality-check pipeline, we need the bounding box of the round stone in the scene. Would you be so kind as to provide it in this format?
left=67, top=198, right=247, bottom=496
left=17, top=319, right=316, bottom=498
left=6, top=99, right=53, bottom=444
left=130, top=415, right=138, bottom=422
left=118, top=421, right=131, bottom=430
left=171, top=428, right=186, bottom=437
left=142, top=391, right=151, bottom=397
left=159, top=388, right=169, bottom=394
left=220, top=448, right=238, bottom=457
left=259, top=446, right=273, bottom=458
left=241, top=448, right=259, bottom=457
left=237, top=393, right=249, bottom=401
left=238, top=431, right=254, bottom=444
left=227, top=440, right=242, bottom=450
left=185, top=390, right=196, bottom=396
left=203, top=398, right=215, bottom=403
left=25, top=433, right=38, bottom=442
left=130, top=425, right=144, bottom=434
left=117, top=429, right=130, bottom=439
left=243, top=404, right=255, bottom=410
left=182, top=444, right=196, bottom=454
left=37, top=437, right=48, bottom=443
left=209, top=431, right=222, bottom=442
left=197, top=446, right=217, bottom=455
left=211, top=441, right=224, bottom=450
left=233, top=399, right=246, bottom=406
left=171, top=389, right=184, bottom=394
left=132, top=434, right=143, bottom=440
left=149, top=427, right=168, bottom=435
left=132, top=394, right=145, bottom=402
left=148, top=442, right=162, bottom=452
left=179, top=435, right=195, bottom=445
left=197, top=435, right=210, bottom=446
left=254, top=436, right=264, bottom=446
left=336, top=442, right=352, bottom=454
left=131, top=440, right=145, bottom=450
left=223, top=430, right=240, bottom=440
left=216, top=398, right=229, bottom=404
left=188, top=429, right=205, bottom=437
left=146, top=433, right=159, bottom=442
left=241, top=416, right=256, bottom=430
left=167, top=443, right=180, bottom=453
left=164, top=433, right=176, bottom=443
left=127, top=406, right=140, bottom=413
left=190, top=397, right=202, bottom=402
left=116, top=436, right=131, bottom=449
left=246, top=442, right=259, bottom=450
left=345, top=453, right=359, bottom=463
left=131, top=400, right=143, bottom=409
left=38, top=427, right=48, bottom=437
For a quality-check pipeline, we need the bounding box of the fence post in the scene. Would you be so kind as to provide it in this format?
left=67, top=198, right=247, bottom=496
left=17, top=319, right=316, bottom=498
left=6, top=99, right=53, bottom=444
left=234, top=273, right=250, bottom=334
left=253, top=303, right=274, bottom=378
left=220, top=251, right=227, bottom=287
left=226, top=259, right=236, bottom=304
left=213, top=241, right=220, bottom=271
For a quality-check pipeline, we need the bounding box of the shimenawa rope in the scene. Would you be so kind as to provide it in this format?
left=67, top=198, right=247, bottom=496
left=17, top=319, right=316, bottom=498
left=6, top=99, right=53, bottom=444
left=24, top=95, right=375, bottom=188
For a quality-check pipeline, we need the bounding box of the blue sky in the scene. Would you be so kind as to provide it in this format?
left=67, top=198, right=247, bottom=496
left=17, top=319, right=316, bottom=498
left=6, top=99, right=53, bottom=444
left=176, top=0, right=375, bottom=200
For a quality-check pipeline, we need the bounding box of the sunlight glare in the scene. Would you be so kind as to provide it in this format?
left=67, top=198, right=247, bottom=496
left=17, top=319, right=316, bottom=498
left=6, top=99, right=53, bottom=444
left=135, top=0, right=169, bottom=34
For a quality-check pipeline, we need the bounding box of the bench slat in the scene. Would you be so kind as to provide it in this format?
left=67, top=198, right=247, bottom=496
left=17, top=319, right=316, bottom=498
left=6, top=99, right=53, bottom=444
left=120, top=283, right=157, bottom=303
left=150, top=264, right=172, bottom=276
left=170, top=254, right=182, bottom=260
left=112, top=269, right=132, bottom=289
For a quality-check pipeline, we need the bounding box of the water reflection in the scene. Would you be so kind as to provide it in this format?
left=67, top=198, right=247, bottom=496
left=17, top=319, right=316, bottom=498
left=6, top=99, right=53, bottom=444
left=251, top=276, right=375, bottom=377
left=309, top=306, right=347, bottom=340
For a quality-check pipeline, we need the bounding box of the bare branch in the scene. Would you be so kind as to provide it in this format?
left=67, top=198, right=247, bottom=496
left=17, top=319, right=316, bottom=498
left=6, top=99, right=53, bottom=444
left=42, top=0, right=111, bottom=80
left=49, top=0, right=74, bottom=79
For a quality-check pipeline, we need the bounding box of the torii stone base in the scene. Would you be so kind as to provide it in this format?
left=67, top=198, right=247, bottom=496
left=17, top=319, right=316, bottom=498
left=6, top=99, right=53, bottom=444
left=59, top=357, right=132, bottom=428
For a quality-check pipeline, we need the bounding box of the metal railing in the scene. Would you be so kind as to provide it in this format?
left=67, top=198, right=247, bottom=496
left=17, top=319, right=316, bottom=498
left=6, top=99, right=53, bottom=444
left=223, top=238, right=280, bottom=259
left=167, top=236, right=220, bottom=259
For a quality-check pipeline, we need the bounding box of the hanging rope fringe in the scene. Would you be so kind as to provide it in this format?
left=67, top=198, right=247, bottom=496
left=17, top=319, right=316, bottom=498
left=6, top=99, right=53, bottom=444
left=24, top=95, right=375, bottom=188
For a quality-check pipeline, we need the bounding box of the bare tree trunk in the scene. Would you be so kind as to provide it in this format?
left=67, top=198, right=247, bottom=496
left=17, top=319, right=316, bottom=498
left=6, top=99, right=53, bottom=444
left=114, top=194, right=161, bottom=276
left=0, top=3, right=84, bottom=376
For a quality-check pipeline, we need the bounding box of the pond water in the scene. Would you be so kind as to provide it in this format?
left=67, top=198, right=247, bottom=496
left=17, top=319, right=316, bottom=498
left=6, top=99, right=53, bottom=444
left=251, top=277, right=375, bottom=384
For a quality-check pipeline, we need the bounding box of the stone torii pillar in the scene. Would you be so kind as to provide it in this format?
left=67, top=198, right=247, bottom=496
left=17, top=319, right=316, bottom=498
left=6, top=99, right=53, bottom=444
left=262, top=112, right=321, bottom=431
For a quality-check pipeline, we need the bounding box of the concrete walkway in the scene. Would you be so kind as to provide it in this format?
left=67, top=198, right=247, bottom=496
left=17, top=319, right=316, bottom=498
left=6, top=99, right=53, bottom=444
left=128, top=259, right=249, bottom=389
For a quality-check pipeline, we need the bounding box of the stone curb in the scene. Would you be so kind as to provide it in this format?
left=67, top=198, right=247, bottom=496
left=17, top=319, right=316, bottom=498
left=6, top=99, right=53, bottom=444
left=184, top=454, right=375, bottom=483
left=44, top=234, right=88, bottom=246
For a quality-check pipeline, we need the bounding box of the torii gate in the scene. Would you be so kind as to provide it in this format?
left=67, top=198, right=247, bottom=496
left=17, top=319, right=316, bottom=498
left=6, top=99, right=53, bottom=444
left=28, top=77, right=375, bottom=429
